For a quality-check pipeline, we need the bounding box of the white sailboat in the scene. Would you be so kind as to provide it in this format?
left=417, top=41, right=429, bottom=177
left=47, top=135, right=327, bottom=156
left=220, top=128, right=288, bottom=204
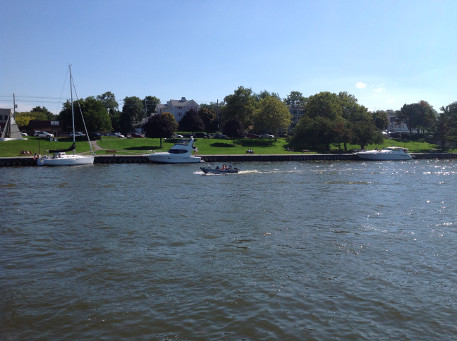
left=37, top=66, right=94, bottom=166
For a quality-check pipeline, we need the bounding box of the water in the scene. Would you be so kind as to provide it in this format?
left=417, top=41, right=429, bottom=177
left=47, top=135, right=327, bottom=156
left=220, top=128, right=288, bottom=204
left=1, top=160, right=457, bottom=340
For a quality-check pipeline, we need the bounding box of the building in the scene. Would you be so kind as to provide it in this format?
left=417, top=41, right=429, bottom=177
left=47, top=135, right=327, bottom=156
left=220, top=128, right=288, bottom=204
left=386, top=110, right=409, bottom=133
left=155, top=97, right=199, bottom=122
left=0, top=108, right=12, bottom=132
left=289, top=107, right=305, bottom=127
left=26, top=120, right=62, bottom=136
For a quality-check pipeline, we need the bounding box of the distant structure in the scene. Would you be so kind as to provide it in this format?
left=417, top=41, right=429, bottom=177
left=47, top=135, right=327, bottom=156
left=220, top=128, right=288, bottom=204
left=26, top=120, right=61, bottom=137
left=386, top=110, right=409, bottom=133
left=0, top=108, right=11, bottom=131
left=155, top=97, right=199, bottom=122
left=289, top=106, right=305, bottom=127
left=0, top=108, right=24, bottom=140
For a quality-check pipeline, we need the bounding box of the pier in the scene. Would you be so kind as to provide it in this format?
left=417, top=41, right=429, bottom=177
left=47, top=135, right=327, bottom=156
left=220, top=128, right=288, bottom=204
left=2, top=152, right=457, bottom=167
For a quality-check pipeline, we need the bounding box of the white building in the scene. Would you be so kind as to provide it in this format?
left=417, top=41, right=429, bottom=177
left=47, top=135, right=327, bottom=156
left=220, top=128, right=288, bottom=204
left=386, top=110, right=409, bottom=133
left=155, top=97, right=199, bottom=122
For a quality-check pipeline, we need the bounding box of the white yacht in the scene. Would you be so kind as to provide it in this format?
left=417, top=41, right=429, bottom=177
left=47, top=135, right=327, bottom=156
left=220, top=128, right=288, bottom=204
left=355, top=146, right=412, bottom=161
left=147, top=138, right=202, bottom=163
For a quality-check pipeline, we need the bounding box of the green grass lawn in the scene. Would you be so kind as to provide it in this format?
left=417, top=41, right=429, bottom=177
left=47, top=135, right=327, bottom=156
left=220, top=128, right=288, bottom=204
left=97, top=136, right=305, bottom=155
left=0, top=135, right=448, bottom=157
left=0, top=137, right=94, bottom=157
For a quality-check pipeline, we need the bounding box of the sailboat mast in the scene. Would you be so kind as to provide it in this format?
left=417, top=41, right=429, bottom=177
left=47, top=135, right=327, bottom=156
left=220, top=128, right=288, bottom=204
left=69, top=65, right=76, bottom=151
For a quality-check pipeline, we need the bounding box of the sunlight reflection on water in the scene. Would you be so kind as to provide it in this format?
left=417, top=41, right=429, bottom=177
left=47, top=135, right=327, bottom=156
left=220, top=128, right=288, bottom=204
left=1, top=160, right=457, bottom=340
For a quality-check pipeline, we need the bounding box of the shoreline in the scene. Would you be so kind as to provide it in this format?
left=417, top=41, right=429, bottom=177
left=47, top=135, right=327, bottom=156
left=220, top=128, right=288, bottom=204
left=2, top=152, right=457, bottom=167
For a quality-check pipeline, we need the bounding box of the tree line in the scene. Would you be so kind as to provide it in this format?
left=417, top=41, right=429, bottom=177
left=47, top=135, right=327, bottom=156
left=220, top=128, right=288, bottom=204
left=13, top=87, right=457, bottom=150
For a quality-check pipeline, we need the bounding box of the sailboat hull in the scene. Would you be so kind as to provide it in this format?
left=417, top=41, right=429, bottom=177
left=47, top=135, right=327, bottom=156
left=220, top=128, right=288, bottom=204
left=37, top=154, right=94, bottom=166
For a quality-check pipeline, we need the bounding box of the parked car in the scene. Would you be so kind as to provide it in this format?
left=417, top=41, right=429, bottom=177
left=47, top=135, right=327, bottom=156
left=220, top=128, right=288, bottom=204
left=261, top=134, right=275, bottom=139
left=106, top=132, right=125, bottom=138
left=246, top=133, right=260, bottom=138
left=34, top=131, right=54, bottom=138
left=70, top=131, right=85, bottom=137
left=130, top=133, right=145, bottom=138
left=194, top=132, right=207, bottom=138
left=21, top=132, right=28, bottom=137
left=214, top=133, right=227, bottom=139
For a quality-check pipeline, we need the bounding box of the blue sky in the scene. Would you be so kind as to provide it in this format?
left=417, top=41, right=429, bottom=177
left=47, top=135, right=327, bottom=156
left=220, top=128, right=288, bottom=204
left=1, top=0, right=456, bottom=114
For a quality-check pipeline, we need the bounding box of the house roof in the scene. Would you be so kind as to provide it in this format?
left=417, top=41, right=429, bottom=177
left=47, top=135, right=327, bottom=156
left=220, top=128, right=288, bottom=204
left=158, top=97, right=198, bottom=109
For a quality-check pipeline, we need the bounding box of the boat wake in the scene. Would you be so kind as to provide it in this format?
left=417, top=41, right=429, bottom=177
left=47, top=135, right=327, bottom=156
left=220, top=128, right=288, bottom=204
left=194, top=169, right=259, bottom=175
left=194, top=169, right=307, bottom=175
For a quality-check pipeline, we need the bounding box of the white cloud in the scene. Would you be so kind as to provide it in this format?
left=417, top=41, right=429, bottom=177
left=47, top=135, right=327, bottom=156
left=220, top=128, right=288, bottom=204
left=373, top=87, right=386, bottom=97
left=356, top=81, right=367, bottom=89
left=374, top=86, right=385, bottom=93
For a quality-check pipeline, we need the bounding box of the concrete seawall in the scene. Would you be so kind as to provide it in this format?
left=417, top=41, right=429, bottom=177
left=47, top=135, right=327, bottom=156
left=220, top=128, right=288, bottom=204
left=2, top=153, right=457, bottom=167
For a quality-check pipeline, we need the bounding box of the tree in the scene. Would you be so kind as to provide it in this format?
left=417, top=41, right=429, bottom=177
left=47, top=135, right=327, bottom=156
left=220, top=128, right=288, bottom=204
left=58, top=97, right=111, bottom=133
left=31, top=106, right=54, bottom=120
left=371, top=110, right=389, bottom=130
left=13, top=113, right=33, bottom=127
left=291, top=116, right=336, bottom=151
left=144, top=96, right=160, bottom=116
left=143, top=114, right=176, bottom=147
left=338, top=92, right=360, bottom=119
left=253, top=96, right=291, bottom=135
left=14, top=111, right=50, bottom=127
left=397, top=103, right=421, bottom=135
left=289, top=92, right=344, bottom=151
left=254, top=90, right=281, bottom=101
left=222, top=86, right=256, bottom=129
left=198, top=108, right=218, bottom=133
left=200, top=102, right=222, bottom=131
left=435, top=113, right=449, bottom=149
left=332, top=119, right=353, bottom=152
left=337, top=92, right=381, bottom=150
left=290, top=91, right=382, bottom=151
left=306, top=92, right=343, bottom=120
left=96, top=91, right=118, bottom=116
left=222, top=118, right=244, bottom=138
left=120, top=96, right=143, bottom=134
left=97, top=91, right=120, bottom=131
left=437, top=101, right=457, bottom=148
left=178, top=109, right=205, bottom=132
left=351, top=120, right=383, bottom=150
left=285, top=91, right=307, bottom=108
left=417, top=101, right=437, bottom=133
left=397, top=101, right=437, bottom=136
left=162, top=112, right=178, bottom=131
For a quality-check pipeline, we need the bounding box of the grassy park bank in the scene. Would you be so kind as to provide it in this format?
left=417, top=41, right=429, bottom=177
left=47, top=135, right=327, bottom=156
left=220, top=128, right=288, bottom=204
left=0, top=135, right=445, bottom=158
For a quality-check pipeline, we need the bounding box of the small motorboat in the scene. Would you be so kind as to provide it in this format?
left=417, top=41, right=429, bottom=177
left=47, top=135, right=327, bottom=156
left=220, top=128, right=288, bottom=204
left=354, top=146, right=412, bottom=161
left=200, top=165, right=239, bottom=174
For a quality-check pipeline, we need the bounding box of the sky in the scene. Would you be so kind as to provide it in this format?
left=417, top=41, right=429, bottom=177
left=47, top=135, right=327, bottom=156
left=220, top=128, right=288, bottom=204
left=1, top=0, right=456, bottom=114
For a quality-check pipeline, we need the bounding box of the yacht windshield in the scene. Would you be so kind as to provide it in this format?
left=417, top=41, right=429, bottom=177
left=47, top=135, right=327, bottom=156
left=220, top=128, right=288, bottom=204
left=168, top=149, right=188, bottom=154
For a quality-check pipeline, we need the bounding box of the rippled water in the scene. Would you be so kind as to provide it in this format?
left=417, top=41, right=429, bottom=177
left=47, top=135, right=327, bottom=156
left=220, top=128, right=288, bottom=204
left=1, top=160, right=457, bottom=340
